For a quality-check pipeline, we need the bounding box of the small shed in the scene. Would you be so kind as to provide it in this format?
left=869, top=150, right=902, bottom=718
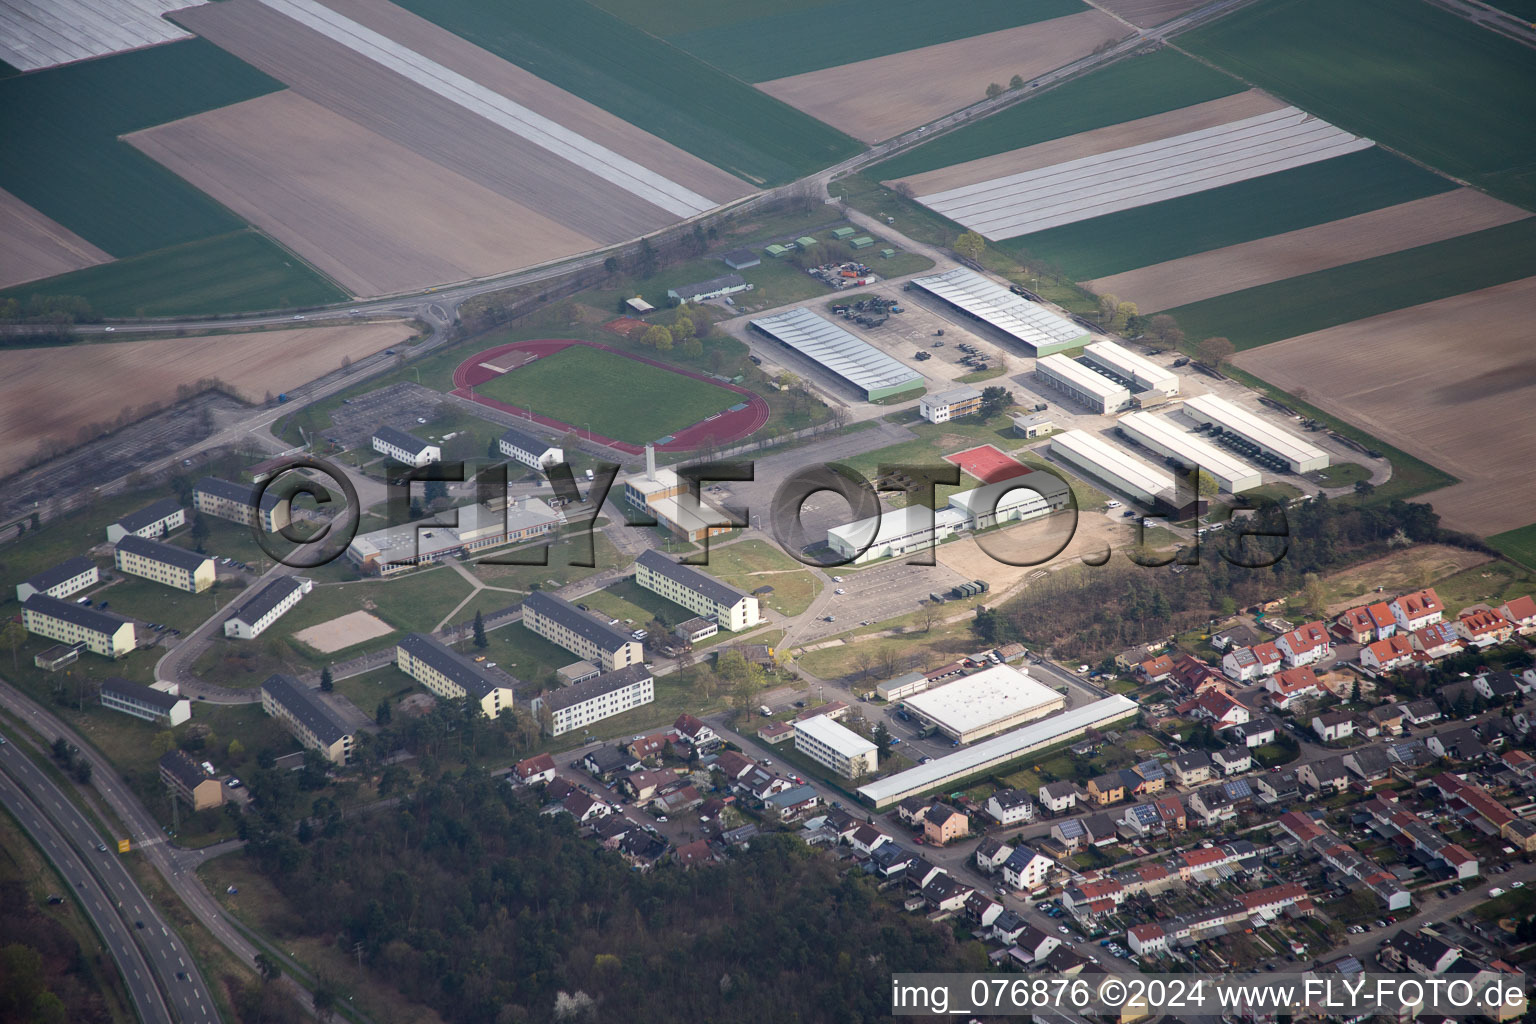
left=831, top=226, right=856, bottom=239
left=721, top=248, right=760, bottom=270
left=625, top=296, right=656, bottom=315
left=849, top=236, right=875, bottom=250
left=880, top=248, right=896, bottom=259
left=794, top=235, right=818, bottom=249
left=764, top=244, right=791, bottom=259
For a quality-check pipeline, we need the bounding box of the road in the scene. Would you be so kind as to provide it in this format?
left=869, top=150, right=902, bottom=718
left=0, top=737, right=214, bottom=1023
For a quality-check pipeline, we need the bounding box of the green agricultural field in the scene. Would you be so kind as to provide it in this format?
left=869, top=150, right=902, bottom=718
left=391, top=0, right=860, bottom=186
left=1489, top=523, right=1536, bottom=571
left=0, top=231, right=345, bottom=318
left=1002, top=148, right=1453, bottom=279
left=0, top=39, right=281, bottom=256
left=1160, top=218, right=1536, bottom=350
left=1179, top=0, right=1536, bottom=209
left=871, top=48, right=1245, bottom=181
left=474, top=344, right=739, bottom=444
left=667, top=0, right=1084, bottom=83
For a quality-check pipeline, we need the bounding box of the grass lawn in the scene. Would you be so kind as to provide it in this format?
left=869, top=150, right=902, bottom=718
left=705, top=538, right=822, bottom=617
left=467, top=529, right=622, bottom=591
left=666, top=0, right=1084, bottom=81
left=579, top=577, right=685, bottom=630
left=1433, top=560, right=1536, bottom=617
left=1242, top=481, right=1303, bottom=505
left=1474, top=884, right=1536, bottom=922
left=1306, top=463, right=1371, bottom=490
left=284, top=567, right=474, bottom=643
left=872, top=48, right=1245, bottom=181
left=0, top=38, right=279, bottom=256
left=1002, top=147, right=1451, bottom=279
left=493, top=622, right=589, bottom=690
left=1489, top=0, right=1536, bottom=15
left=1179, top=0, right=1536, bottom=208
left=474, top=344, right=741, bottom=445
left=95, top=573, right=237, bottom=633
left=0, top=229, right=346, bottom=318
left=337, top=664, right=429, bottom=723
left=1488, top=523, right=1536, bottom=571
left=1162, top=219, right=1536, bottom=351
left=958, top=367, right=1009, bottom=383
left=391, top=0, right=859, bottom=186
left=584, top=251, right=834, bottom=316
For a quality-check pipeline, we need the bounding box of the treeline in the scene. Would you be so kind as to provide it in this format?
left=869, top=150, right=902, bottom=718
left=242, top=768, right=981, bottom=1024
left=975, top=496, right=1492, bottom=661
left=0, top=883, right=115, bottom=1024
left=0, top=294, right=98, bottom=324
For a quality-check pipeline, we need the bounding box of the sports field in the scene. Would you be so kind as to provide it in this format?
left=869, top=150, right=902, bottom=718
left=667, top=0, right=1085, bottom=82
left=871, top=49, right=1244, bottom=180
left=0, top=230, right=347, bottom=317
left=471, top=344, right=739, bottom=444
left=1178, top=0, right=1536, bottom=208
left=1161, top=219, right=1536, bottom=351
left=1001, top=147, right=1452, bottom=280
left=390, top=0, right=860, bottom=185
left=0, top=38, right=281, bottom=256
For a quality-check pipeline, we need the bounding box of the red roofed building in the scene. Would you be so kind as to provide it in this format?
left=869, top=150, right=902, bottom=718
left=1433, top=773, right=1515, bottom=831
left=1502, top=749, right=1536, bottom=776
left=671, top=713, right=718, bottom=747
left=1391, top=588, right=1444, bottom=632
left=1179, top=689, right=1250, bottom=727
left=1222, top=642, right=1283, bottom=682
left=1277, top=621, right=1330, bottom=667
left=1154, top=794, right=1187, bottom=831
left=1170, top=653, right=1225, bottom=692
left=1410, top=621, right=1462, bottom=659
left=1128, top=922, right=1167, bottom=954
left=1278, top=810, right=1325, bottom=844
left=1335, top=602, right=1397, bottom=643
left=1239, top=882, right=1307, bottom=919
left=513, top=752, right=557, bottom=785
left=1266, top=666, right=1323, bottom=709
left=1139, top=654, right=1174, bottom=683
left=1361, top=634, right=1415, bottom=673
left=1456, top=609, right=1514, bottom=647
left=757, top=720, right=794, bottom=744
left=1497, top=595, right=1536, bottom=635
left=628, top=731, right=672, bottom=760
left=674, top=839, right=716, bottom=868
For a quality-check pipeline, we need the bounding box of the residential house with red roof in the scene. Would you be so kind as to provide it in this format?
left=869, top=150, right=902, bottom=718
left=1361, top=634, right=1415, bottom=673
left=1456, top=609, right=1514, bottom=647
left=513, top=752, right=557, bottom=786
left=1138, top=653, right=1174, bottom=683
left=1410, top=621, right=1462, bottom=659
left=1390, top=588, right=1444, bottom=632
left=1335, top=603, right=1397, bottom=643
left=1222, top=641, right=1283, bottom=682
left=1266, top=665, right=1324, bottom=709
left=1276, top=621, right=1330, bottom=668
left=1497, top=595, right=1536, bottom=635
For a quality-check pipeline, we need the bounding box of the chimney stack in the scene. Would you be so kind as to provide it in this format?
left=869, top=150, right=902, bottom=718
left=645, top=443, right=656, bottom=481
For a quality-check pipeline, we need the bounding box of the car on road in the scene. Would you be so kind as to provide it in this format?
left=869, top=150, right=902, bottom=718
left=656, top=816, right=668, bottom=823
left=292, top=314, right=305, bottom=320
left=1076, top=664, right=1089, bottom=673
left=1513, top=881, right=1525, bottom=889
left=1058, top=926, right=1070, bottom=935
left=176, top=972, right=188, bottom=981
left=831, top=576, right=843, bottom=583
left=834, top=588, right=845, bottom=595
left=135, top=920, right=144, bottom=929
left=96, top=843, right=107, bottom=852
left=1489, top=887, right=1506, bottom=898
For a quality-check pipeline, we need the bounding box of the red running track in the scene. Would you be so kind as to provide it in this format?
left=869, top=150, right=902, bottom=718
left=451, top=339, right=771, bottom=456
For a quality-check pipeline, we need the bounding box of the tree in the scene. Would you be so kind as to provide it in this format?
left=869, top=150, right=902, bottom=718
left=227, top=739, right=244, bottom=761
left=1195, top=469, right=1219, bottom=497
left=985, top=82, right=1004, bottom=99
left=641, top=325, right=672, bottom=350
left=1147, top=314, right=1184, bottom=348
left=319, top=666, right=334, bottom=692
left=683, top=336, right=704, bottom=357
left=152, top=731, right=176, bottom=756
left=979, top=386, right=1014, bottom=418
left=376, top=699, right=392, bottom=725
left=0, top=620, right=25, bottom=671
left=602, top=256, right=620, bottom=275
left=873, top=721, right=892, bottom=757
left=473, top=610, right=488, bottom=649
left=190, top=512, right=210, bottom=553
left=1301, top=572, right=1327, bottom=618
left=312, top=982, right=337, bottom=1023
left=955, top=231, right=986, bottom=263
left=1124, top=313, right=1148, bottom=338
left=654, top=329, right=673, bottom=352
left=72, top=760, right=92, bottom=785
left=1097, top=293, right=1121, bottom=327
left=670, top=309, right=696, bottom=341
left=1354, top=479, right=1376, bottom=498
left=1009, top=74, right=1025, bottom=90
left=1197, top=336, right=1236, bottom=367
left=255, top=953, right=281, bottom=983
left=1115, top=301, right=1138, bottom=332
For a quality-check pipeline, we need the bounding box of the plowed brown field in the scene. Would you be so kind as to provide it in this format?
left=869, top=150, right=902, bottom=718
left=0, top=187, right=112, bottom=289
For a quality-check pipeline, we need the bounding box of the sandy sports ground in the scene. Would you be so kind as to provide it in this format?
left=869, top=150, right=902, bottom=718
left=1321, top=544, right=1492, bottom=616
left=130, top=92, right=600, bottom=297
left=1086, top=189, right=1531, bottom=311
left=937, top=511, right=1165, bottom=592
left=1088, top=0, right=1211, bottom=28
left=758, top=11, right=1125, bottom=143
left=292, top=609, right=394, bottom=653
left=0, top=187, right=112, bottom=289
left=0, top=322, right=411, bottom=476
left=891, top=91, right=1286, bottom=195
left=1234, top=276, right=1536, bottom=536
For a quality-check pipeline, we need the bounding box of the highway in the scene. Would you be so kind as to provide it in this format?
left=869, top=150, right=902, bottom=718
left=0, top=735, right=215, bottom=1023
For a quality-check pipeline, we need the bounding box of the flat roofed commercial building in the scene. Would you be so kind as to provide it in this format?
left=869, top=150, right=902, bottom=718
left=1036, top=354, right=1132, bottom=415
left=877, top=670, right=929, bottom=702
left=113, top=535, right=216, bottom=593
left=1050, top=429, right=1177, bottom=508
left=260, top=673, right=354, bottom=765
left=667, top=273, right=749, bottom=304
left=794, top=714, right=878, bottom=779
left=919, top=385, right=983, bottom=424
left=949, top=473, right=1071, bottom=530
left=901, top=664, right=1066, bottom=744
left=1182, top=393, right=1328, bottom=473
left=106, top=497, right=186, bottom=544
left=224, top=577, right=313, bottom=639
left=1119, top=411, right=1262, bottom=493
left=100, top=677, right=190, bottom=726
left=498, top=425, right=563, bottom=470
left=635, top=549, right=760, bottom=631
left=16, top=555, right=98, bottom=603
left=908, top=268, right=1089, bottom=356
left=159, top=750, right=223, bottom=811
left=522, top=591, right=642, bottom=671
left=827, top=504, right=970, bottom=565
left=858, top=695, right=1140, bottom=808
left=533, top=664, right=654, bottom=736
left=749, top=307, right=924, bottom=402
left=622, top=457, right=735, bottom=544
left=346, top=499, right=561, bottom=576
left=371, top=425, right=440, bottom=467
left=396, top=632, right=517, bottom=719
left=194, top=476, right=291, bottom=532
left=1083, top=341, right=1179, bottom=396
left=22, top=594, right=135, bottom=658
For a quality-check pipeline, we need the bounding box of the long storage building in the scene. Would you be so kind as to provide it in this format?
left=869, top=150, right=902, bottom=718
left=1118, top=411, right=1262, bottom=493
left=1050, top=429, right=1183, bottom=510
left=1083, top=341, right=1179, bottom=397
left=1182, top=394, right=1328, bottom=473
left=1035, top=354, right=1131, bottom=415
left=748, top=307, right=923, bottom=402
left=907, top=268, right=1089, bottom=356
left=900, top=663, right=1066, bottom=744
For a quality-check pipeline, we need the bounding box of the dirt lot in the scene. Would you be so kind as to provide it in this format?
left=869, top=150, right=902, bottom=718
left=130, top=92, right=600, bottom=297
left=1234, top=275, right=1536, bottom=536
left=937, top=509, right=1160, bottom=592
left=293, top=610, right=394, bottom=653
left=1086, top=189, right=1531, bottom=311
left=892, top=90, right=1286, bottom=195
left=758, top=11, right=1126, bottom=143
left=1088, top=0, right=1211, bottom=28
left=0, top=186, right=112, bottom=289
left=0, top=323, right=411, bottom=476
left=1321, top=544, right=1493, bottom=615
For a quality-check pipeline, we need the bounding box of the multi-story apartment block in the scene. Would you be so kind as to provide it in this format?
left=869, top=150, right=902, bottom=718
left=918, top=385, right=983, bottom=424
left=223, top=577, right=312, bottom=639
left=106, top=497, right=185, bottom=544
left=194, top=476, right=291, bottom=532
left=159, top=750, right=223, bottom=811
left=395, top=633, right=517, bottom=719
left=793, top=715, right=877, bottom=779
left=260, top=673, right=354, bottom=765
left=22, top=594, right=135, bottom=658
left=634, top=549, right=761, bottom=631
left=16, top=555, right=98, bottom=603
left=521, top=591, right=642, bottom=671
left=371, top=425, right=440, bottom=467
left=113, top=535, right=215, bottom=593
left=497, top=425, right=563, bottom=471
left=532, top=664, right=654, bottom=736
left=100, top=677, right=190, bottom=726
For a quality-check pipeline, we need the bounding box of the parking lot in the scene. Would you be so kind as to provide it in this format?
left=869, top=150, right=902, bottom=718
left=326, top=381, right=449, bottom=450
